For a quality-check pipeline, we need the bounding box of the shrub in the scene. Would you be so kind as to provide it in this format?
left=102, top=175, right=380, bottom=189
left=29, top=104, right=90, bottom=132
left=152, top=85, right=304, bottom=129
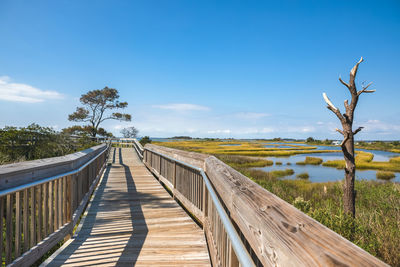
left=139, top=136, right=152, bottom=146
left=276, top=161, right=282, bottom=165
left=297, top=172, right=310, bottom=179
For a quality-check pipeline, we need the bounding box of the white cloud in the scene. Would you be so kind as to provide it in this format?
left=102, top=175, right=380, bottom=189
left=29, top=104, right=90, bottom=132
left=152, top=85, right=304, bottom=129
left=207, top=129, right=231, bottom=134
left=152, top=103, right=210, bottom=111
left=0, top=76, right=63, bottom=103
left=360, top=119, right=400, bottom=133
left=235, top=112, right=270, bottom=120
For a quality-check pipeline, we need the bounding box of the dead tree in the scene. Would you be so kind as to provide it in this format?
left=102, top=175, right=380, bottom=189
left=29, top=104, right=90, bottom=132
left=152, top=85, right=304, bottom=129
left=323, top=57, right=375, bottom=217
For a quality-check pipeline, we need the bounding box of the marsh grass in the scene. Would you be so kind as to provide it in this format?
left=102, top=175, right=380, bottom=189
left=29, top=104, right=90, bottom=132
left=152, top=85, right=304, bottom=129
left=215, top=154, right=273, bottom=168
left=323, top=152, right=400, bottom=172
left=154, top=140, right=337, bottom=157
left=376, top=171, right=396, bottom=180
left=270, top=168, right=294, bottom=178
left=157, top=139, right=400, bottom=265
left=275, top=161, right=282, bottom=165
left=296, top=156, right=323, bottom=165
left=241, top=168, right=400, bottom=266
left=297, top=172, right=310, bottom=179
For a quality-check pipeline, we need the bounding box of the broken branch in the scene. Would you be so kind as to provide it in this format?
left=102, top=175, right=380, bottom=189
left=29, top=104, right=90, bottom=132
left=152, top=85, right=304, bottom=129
left=353, top=127, right=364, bottom=135
left=336, top=128, right=344, bottom=135
left=323, top=93, right=337, bottom=111
left=341, top=132, right=350, bottom=147
left=339, top=77, right=350, bottom=89
left=357, top=82, right=375, bottom=96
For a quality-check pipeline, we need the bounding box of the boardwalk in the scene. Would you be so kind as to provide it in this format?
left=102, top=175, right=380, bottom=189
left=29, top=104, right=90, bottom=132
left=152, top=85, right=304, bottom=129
left=42, top=147, right=211, bottom=266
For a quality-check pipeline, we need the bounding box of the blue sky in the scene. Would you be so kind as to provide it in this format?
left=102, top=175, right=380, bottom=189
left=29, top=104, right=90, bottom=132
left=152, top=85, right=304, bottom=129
left=0, top=1, right=399, bottom=139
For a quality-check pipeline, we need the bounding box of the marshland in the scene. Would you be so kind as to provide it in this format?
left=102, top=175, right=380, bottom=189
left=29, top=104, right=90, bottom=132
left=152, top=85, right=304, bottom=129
left=155, top=138, right=400, bottom=266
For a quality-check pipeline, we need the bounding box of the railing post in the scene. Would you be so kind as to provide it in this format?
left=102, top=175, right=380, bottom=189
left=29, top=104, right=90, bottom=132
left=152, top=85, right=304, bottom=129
left=173, top=161, right=177, bottom=189
left=202, top=181, right=208, bottom=216
left=159, top=154, right=162, bottom=174
left=172, top=161, right=177, bottom=199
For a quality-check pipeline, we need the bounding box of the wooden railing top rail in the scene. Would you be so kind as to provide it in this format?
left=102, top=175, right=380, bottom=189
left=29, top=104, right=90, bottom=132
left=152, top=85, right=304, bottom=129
left=145, top=144, right=388, bottom=267
left=0, top=143, right=107, bottom=191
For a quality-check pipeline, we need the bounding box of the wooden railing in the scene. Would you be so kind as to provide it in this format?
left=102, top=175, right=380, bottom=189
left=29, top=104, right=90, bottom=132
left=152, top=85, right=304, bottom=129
left=142, top=144, right=388, bottom=267
left=0, top=143, right=110, bottom=266
left=144, top=146, right=254, bottom=267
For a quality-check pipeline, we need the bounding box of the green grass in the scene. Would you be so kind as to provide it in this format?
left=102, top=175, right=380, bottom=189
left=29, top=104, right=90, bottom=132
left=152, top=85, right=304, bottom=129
left=296, top=172, right=310, bottom=179
left=296, top=156, right=323, bottom=165
left=239, top=168, right=400, bottom=266
left=376, top=171, right=396, bottom=180
left=270, top=168, right=294, bottom=178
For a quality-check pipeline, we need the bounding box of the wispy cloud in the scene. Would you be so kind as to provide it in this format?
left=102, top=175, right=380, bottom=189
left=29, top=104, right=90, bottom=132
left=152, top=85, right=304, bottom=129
left=0, top=76, right=63, bottom=103
left=207, top=129, right=231, bottom=134
left=235, top=112, right=270, bottom=120
left=359, top=119, right=400, bottom=134
left=152, top=103, right=210, bottom=111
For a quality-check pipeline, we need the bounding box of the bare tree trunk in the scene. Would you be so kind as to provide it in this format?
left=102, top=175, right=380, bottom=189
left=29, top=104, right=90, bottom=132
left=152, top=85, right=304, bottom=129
left=323, top=58, right=375, bottom=218
left=343, top=133, right=355, bottom=215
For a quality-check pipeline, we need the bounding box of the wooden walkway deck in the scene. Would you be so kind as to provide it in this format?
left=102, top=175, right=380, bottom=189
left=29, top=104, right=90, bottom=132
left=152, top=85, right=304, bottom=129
left=42, top=147, right=211, bottom=266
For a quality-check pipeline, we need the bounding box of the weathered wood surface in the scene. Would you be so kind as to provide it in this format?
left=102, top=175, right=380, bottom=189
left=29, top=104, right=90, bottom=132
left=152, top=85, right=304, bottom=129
left=42, top=148, right=210, bottom=266
left=0, top=144, right=106, bottom=191
left=146, top=144, right=388, bottom=267
left=145, top=144, right=208, bottom=169
left=5, top=144, right=110, bottom=267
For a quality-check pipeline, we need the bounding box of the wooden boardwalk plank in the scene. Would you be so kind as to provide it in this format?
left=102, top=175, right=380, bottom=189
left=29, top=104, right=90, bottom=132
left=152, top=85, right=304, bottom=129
left=42, top=148, right=210, bottom=266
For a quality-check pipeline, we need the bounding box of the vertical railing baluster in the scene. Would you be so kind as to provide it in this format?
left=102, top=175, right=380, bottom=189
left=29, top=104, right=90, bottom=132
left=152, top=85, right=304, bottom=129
left=30, top=187, right=36, bottom=248
left=37, top=185, right=42, bottom=242
left=6, top=194, right=13, bottom=264
left=23, top=189, right=29, bottom=252
left=0, top=196, right=3, bottom=264
left=15, top=191, right=21, bottom=258
left=44, top=183, right=48, bottom=238
left=63, top=177, right=67, bottom=225
left=49, top=181, right=54, bottom=234
left=58, top=178, right=62, bottom=228
left=54, top=180, right=58, bottom=231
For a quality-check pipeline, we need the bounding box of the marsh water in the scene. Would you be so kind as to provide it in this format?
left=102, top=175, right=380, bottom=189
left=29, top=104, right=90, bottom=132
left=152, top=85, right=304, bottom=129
left=256, top=143, right=400, bottom=183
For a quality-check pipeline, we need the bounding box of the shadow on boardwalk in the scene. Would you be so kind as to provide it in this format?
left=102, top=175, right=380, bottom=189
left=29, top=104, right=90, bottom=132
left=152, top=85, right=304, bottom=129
left=42, top=147, right=210, bottom=266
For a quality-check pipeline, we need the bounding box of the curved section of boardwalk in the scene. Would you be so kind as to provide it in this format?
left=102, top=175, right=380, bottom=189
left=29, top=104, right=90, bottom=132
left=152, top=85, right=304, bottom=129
left=43, top=148, right=210, bottom=266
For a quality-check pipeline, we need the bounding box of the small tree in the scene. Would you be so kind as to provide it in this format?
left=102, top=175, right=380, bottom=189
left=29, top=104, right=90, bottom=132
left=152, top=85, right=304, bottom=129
left=323, top=57, right=375, bottom=217
left=68, top=87, right=131, bottom=137
left=139, top=136, right=152, bottom=146
left=121, top=126, right=139, bottom=138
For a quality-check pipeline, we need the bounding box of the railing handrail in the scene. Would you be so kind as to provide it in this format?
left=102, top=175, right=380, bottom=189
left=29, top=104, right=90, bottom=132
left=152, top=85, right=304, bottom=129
left=132, top=138, right=144, bottom=159
left=143, top=147, right=255, bottom=267
left=0, top=144, right=109, bottom=197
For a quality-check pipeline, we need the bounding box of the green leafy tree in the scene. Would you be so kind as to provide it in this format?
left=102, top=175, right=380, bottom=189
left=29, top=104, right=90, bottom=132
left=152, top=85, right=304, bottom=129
left=62, top=125, right=114, bottom=138
left=139, top=136, right=152, bottom=146
left=306, top=137, right=315, bottom=143
left=121, top=126, right=139, bottom=138
left=68, top=87, right=131, bottom=137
